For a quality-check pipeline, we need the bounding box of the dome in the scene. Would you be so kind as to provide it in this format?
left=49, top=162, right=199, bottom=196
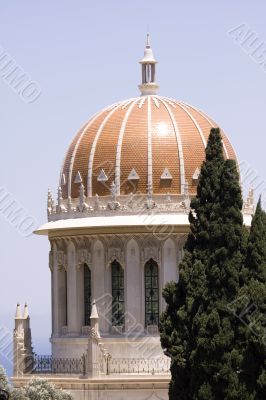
left=60, top=95, right=236, bottom=200
left=37, top=33, right=254, bottom=236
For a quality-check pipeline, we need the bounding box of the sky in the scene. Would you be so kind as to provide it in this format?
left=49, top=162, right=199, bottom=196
left=1, top=0, right=266, bottom=376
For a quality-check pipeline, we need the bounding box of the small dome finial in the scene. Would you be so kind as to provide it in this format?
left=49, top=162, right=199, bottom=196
left=138, top=33, right=159, bottom=96
left=15, top=303, right=21, bottom=319
left=90, top=299, right=99, bottom=320
left=146, top=32, right=151, bottom=48
left=23, top=303, right=29, bottom=318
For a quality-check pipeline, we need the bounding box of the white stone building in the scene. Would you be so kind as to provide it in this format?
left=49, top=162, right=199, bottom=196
left=12, top=35, right=254, bottom=400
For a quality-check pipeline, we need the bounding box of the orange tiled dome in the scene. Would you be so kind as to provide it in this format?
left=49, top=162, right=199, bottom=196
left=60, top=95, right=236, bottom=200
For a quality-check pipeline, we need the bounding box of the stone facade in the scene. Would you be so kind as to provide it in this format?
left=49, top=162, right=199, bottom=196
left=49, top=233, right=182, bottom=359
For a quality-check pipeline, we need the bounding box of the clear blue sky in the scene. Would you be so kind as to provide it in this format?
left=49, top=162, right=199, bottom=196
left=1, top=0, right=266, bottom=375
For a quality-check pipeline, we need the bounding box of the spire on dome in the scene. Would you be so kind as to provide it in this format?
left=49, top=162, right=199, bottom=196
left=138, top=33, right=159, bottom=96
left=47, top=188, right=54, bottom=216
left=56, top=186, right=66, bottom=213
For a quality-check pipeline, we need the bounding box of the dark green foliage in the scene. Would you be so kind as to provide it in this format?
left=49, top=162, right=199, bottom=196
left=237, top=200, right=266, bottom=399
left=159, top=128, right=264, bottom=399
left=243, top=198, right=266, bottom=283
left=160, top=128, right=231, bottom=399
left=189, top=158, right=246, bottom=399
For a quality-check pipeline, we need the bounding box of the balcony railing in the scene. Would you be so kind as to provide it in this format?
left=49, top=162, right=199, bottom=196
left=33, top=355, right=85, bottom=375
left=107, top=357, right=170, bottom=375
left=32, top=355, right=170, bottom=376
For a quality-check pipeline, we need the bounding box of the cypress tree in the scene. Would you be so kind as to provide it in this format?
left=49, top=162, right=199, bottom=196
left=189, top=158, right=247, bottom=399
left=237, top=199, right=266, bottom=399
left=160, top=128, right=227, bottom=400
left=160, top=128, right=259, bottom=399
left=242, top=198, right=266, bottom=283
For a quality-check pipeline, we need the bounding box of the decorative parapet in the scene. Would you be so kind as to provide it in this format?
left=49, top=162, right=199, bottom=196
left=47, top=192, right=191, bottom=222
left=47, top=188, right=255, bottom=222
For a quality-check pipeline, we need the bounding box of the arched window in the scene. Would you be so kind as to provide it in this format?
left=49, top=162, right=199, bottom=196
left=111, top=260, right=124, bottom=326
left=84, top=264, right=91, bottom=326
left=145, top=259, right=159, bottom=326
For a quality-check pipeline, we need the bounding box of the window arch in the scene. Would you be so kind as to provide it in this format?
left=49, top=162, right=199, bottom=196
left=84, top=264, right=91, bottom=326
left=111, top=260, right=124, bottom=326
left=144, top=259, right=159, bottom=326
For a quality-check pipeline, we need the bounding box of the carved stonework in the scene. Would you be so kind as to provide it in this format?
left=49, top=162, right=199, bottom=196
left=77, top=249, right=92, bottom=269
left=47, top=189, right=55, bottom=216
left=56, top=251, right=67, bottom=270
left=142, top=247, right=160, bottom=265
left=90, top=327, right=100, bottom=340
left=49, top=251, right=53, bottom=271
left=107, top=248, right=124, bottom=267
left=47, top=193, right=191, bottom=222
left=145, top=198, right=156, bottom=209
left=56, top=186, right=66, bottom=213
left=107, top=200, right=121, bottom=210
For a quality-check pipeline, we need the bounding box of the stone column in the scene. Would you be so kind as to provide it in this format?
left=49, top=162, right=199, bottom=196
left=51, top=242, right=68, bottom=340
left=162, top=238, right=178, bottom=309
left=92, top=240, right=109, bottom=333
left=52, top=244, right=60, bottom=336
left=67, top=241, right=79, bottom=334
left=125, top=238, right=142, bottom=332
left=76, top=262, right=84, bottom=328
